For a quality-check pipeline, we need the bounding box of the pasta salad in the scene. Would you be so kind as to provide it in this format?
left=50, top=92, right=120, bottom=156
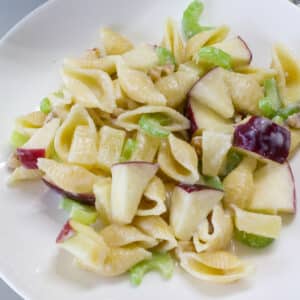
left=7, top=0, right=300, bottom=285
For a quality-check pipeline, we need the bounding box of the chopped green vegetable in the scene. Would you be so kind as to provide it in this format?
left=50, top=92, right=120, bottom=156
left=272, top=115, right=284, bottom=125
left=197, top=47, right=232, bottom=70
left=182, top=0, right=212, bottom=39
left=156, top=47, right=176, bottom=66
left=10, top=130, right=29, bottom=148
left=59, top=198, right=97, bottom=225
left=129, top=252, right=174, bottom=286
left=203, top=175, right=223, bottom=190
left=220, top=150, right=243, bottom=177
left=139, top=114, right=170, bottom=138
left=40, top=97, right=52, bottom=114
left=120, top=138, right=138, bottom=162
left=277, top=104, right=300, bottom=120
left=259, top=78, right=282, bottom=118
left=235, top=229, right=274, bottom=248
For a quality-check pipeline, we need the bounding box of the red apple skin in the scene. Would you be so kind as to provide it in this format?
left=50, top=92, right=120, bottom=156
left=237, top=36, right=253, bottom=64
left=287, top=163, right=297, bottom=213
left=185, top=100, right=198, bottom=137
left=16, top=148, right=45, bottom=169
left=42, top=178, right=95, bottom=206
left=56, top=220, right=75, bottom=243
left=178, top=183, right=221, bottom=193
left=233, top=116, right=291, bottom=163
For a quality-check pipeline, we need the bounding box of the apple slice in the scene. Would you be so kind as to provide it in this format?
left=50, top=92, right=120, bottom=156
left=38, top=158, right=98, bottom=205
left=247, top=162, right=296, bottom=214
left=212, top=36, right=252, bottom=67
left=233, top=116, right=291, bottom=163
left=185, top=100, right=233, bottom=135
left=170, top=184, right=224, bottom=240
left=16, top=118, right=60, bottom=168
left=189, top=68, right=234, bottom=119
left=232, top=205, right=282, bottom=239
left=202, top=130, right=232, bottom=176
left=111, top=162, right=159, bottom=224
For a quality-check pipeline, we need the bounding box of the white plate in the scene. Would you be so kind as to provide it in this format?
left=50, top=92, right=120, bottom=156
left=1, top=0, right=300, bottom=299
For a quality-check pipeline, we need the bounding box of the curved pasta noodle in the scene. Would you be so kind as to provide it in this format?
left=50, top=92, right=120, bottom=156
left=22, top=118, right=60, bottom=153
left=101, top=28, right=133, bottom=55
left=130, top=131, right=161, bottom=162
left=117, top=62, right=167, bottom=106
left=97, top=126, right=126, bottom=171
left=123, top=44, right=159, bottom=72
left=60, top=220, right=151, bottom=277
left=8, top=166, right=43, bottom=185
left=235, top=66, right=277, bottom=84
left=158, top=134, right=199, bottom=184
left=15, top=111, right=47, bottom=137
left=176, top=246, right=253, bottom=283
left=186, top=26, right=229, bottom=60
left=100, top=224, right=158, bottom=248
left=64, top=55, right=118, bottom=75
left=68, top=125, right=98, bottom=167
left=47, top=88, right=73, bottom=107
left=38, top=158, right=100, bottom=195
left=114, top=105, right=190, bottom=132
left=161, top=18, right=185, bottom=64
left=94, top=178, right=112, bottom=223
left=54, top=104, right=96, bottom=162
left=137, top=176, right=167, bottom=216
left=271, top=44, right=300, bottom=105
left=193, top=204, right=233, bottom=253
left=156, top=69, right=198, bottom=108
left=133, top=216, right=177, bottom=252
left=62, top=64, right=116, bottom=113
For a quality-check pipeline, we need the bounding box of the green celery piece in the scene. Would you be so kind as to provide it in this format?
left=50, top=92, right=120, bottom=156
left=220, top=150, right=243, bottom=177
left=70, top=208, right=98, bottom=225
left=259, top=78, right=282, bottom=118
left=235, top=229, right=274, bottom=248
left=272, top=115, right=284, bottom=125
left=139, top=114, right=170, bottom=138
left=156, top=47, right=176, bottom=66
left=277, top=104, right=300, bottom=120
left=182, top=0, right=212, bottom=39
left=197, top=47, right=232, bottom=70
left=129, top=252, right=174, bottom=286
left=203, top=175, right=223, bottom=190
left=59, top=198, right=97, bottom=225
left=10, top=130, right=29, bottom=148
left=40, top=97, right=52, bottom=114
left=120, top=138, right=138, bottom=162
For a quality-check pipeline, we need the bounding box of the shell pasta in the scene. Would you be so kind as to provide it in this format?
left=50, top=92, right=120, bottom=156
left=7, top=0, right=300, bottom=289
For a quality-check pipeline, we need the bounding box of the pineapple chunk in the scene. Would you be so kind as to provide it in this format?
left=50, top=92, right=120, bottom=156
left=223, top=156, right=256, bottom=208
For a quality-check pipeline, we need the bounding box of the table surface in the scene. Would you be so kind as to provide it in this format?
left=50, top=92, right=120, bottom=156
left=0, top=2, right=47, bottom=299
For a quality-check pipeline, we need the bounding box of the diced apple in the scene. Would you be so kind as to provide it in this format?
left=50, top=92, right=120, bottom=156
left=43, top=178, right=95, bottom=205
left=202, top=130, right=232, bottom=176
left=189, top=67, right=234, bottom=119
left=16, top=148, right=45, bottom=169
left=110, top=162, right=159, bottom=224
left=232, top=205, right=282, bottom=239
left=170, top=184, right=224, bottom=240
left=247, top=162, right=296, bottom=214
left=185, top=100, right=233, bottom=136
left=233, top=116, right=291, bottom=163
left=38, top=158, right=98, bottom=205
left=223, top=157, right=257, bottom=208
left=56, top=221, right=75, bottom=243
left=212, top=36, right=252, bottom=67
